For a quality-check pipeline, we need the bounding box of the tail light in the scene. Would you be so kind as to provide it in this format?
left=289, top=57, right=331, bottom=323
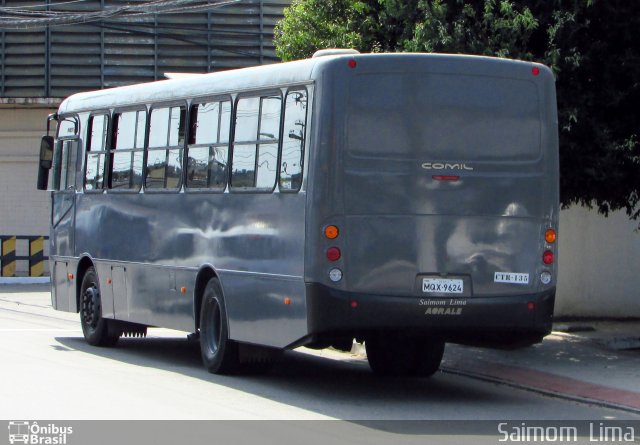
left=326, top=246, right=341, bottom=262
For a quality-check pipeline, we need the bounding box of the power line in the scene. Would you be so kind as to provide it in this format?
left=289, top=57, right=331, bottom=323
left=0, top=0, right=91, bottom=11
left=0, top=0, right=243, bottom=30
left=92, top=22, right=267, bottom=58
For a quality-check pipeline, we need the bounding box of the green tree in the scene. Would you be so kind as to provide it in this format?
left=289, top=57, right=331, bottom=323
left=274, top=0, right=424, bottom=58
left=274, top=0, right=640, bottom=224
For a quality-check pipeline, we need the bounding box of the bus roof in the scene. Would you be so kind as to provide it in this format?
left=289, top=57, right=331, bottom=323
left=57, top=53, right=547, bottom=114
left=57, top=56, right=321, bottom=114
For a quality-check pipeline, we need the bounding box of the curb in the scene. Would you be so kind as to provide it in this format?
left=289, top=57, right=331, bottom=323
left=0, top=277, right=50, bottom=285
left=441, top=361, right=640, bottom=415
left=352, top=340, right=640, bottom=414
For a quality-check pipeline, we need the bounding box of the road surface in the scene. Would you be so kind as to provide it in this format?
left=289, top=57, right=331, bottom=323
left=1, top=285, right=638, bottom=424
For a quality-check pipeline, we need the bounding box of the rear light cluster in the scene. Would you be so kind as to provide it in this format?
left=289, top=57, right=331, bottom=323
left=542, top=228, right=556, bottom=265
left=540, top=228, right=556, bottom=285
left=324, top=225, right=343, bottom=282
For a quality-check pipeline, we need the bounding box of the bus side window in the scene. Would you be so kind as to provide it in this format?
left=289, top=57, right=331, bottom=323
left=55, top=117, right=79, bottom=191
left=146, top=105, right=185, bottom=190
left=186, top=100, right=231, bottom=189
left=231, top=94, right=281, bottom=190
left=85, top=114, right=108, bottom=190
left=280, top=89, right=307, bottom=192
left=110, top=110, right=146, bottom=190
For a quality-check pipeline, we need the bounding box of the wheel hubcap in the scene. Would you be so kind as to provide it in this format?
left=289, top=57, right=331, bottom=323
left=82, top=285, right=100, bottom=329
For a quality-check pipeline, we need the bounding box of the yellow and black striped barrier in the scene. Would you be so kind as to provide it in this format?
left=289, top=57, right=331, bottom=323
left=29, top=236, right=45, bottom=277
left=1, top=236, right=16, bottom=277
left=0, top=236, right=49, bottom=277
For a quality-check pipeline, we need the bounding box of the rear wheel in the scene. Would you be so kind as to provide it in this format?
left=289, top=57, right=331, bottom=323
left=366, top=334, right=445, bottom=377
left=199, top=277, right=239, bottom=374
left=80, top=267, right=119, bottom=347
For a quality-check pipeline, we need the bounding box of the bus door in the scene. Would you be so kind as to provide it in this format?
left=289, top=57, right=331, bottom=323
left=50, top=116, right=80, bottom=311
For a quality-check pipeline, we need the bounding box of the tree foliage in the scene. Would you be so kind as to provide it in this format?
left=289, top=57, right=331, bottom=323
left=275, top=0, right=640, bottom=223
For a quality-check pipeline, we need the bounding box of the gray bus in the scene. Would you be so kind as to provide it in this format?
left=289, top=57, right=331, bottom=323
left=37, top=51, right=559, bottom=377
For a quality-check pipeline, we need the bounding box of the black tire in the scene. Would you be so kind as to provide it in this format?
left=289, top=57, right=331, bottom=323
left=199, top=277, right=239, bottom=374
left=80, top=267, right=119, bottom=347
left=413, top=339, right=446, bottom=376
left=366, top=334, right=445, bottom=377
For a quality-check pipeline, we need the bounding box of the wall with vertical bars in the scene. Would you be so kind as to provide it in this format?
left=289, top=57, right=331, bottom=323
left=0, top=0, right=291, bottom=98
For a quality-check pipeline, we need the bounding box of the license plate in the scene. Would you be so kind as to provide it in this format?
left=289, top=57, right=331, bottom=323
left=422, top=278, right=464, bottom=294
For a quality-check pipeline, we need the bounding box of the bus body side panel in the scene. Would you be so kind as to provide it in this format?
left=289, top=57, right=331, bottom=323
left=74, top=191, right=308, bottom=346
left=213, top=192, right=308, bottom=347
left=51, top=257, right=74, bottom=312
left=219, top=271, right=307, bottom=347
left=94, top=260, right=116, bottom=319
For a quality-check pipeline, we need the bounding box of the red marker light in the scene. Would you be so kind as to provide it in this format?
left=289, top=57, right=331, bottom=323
left=527, top=301, right=536, bottom=311
left=350, top=300, right=358, bottom=309
left=326, top=247, right=341, bottom=261
left=348, top=59, right=357, bottom=69
left=432, top=175, right=460, bottom=181
left=543, top=250, right=554, bottom=265
left=532, top=67, right=540, bottom=76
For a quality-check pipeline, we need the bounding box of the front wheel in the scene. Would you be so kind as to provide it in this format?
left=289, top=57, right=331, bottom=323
left=366, top=334, right=445, bottom=377
left=199, top=278, right=239, bottom=374
left=80, top=267, right=119, bottom=347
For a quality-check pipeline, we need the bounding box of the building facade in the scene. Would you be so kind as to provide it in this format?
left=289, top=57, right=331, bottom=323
left=0, top=0, right=290, bottom=276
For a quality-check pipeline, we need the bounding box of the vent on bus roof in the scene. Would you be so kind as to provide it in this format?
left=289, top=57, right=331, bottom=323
left=164, top=72, right=205, bottom=79
left=312, top=49, right=360, bottom=58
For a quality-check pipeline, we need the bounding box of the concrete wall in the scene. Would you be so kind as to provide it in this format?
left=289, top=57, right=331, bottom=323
left=0, top=105, right=56, bottom=275
left=555, top=205, right=640, bottom=318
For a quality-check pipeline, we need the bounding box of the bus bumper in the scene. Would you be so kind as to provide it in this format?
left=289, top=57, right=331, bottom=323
left=305, top=283, right=555, bottom=347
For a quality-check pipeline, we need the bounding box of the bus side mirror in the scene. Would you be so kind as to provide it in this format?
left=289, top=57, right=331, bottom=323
left=37, top=136, right=54, bottom=190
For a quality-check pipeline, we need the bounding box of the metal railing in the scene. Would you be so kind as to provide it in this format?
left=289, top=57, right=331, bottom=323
left=0, top=236, right=49, bottom=277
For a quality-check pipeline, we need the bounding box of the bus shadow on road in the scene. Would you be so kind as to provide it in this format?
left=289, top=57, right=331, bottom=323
left=53, top=334, right=530, bottom=421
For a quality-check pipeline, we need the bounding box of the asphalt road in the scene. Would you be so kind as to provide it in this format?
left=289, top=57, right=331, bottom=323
left=1, top=285, right=639, bottom=424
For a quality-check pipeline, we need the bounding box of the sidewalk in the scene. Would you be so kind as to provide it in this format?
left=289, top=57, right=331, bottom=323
left=0, top=277, right=50, bottom=285
left=440, top=321, right=640, bottom=413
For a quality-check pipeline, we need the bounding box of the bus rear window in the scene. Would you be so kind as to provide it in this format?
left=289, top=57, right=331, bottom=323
left=347, top=73, right=541, bottom=161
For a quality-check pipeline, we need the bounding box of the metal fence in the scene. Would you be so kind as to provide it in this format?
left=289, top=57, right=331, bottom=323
left=0, top=0, right=291, bottom=98
left=0, top=236, right=48, bottom=277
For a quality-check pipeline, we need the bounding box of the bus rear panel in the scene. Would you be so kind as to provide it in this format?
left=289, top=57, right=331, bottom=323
left=304, top=54, right=559, bottom=349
